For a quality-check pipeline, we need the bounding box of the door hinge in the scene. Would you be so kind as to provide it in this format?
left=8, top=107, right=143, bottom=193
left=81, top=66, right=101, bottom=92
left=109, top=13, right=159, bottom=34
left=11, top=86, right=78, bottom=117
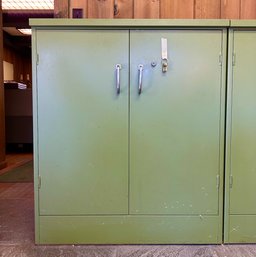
left=232, top=53, right=236, bottom=66
left=216, top=174, right=220, bottom=189
left=229, top=174, right=233, bottom=188
left=38, top=175, right=41, bottom=189
left=219, top=54, right=223, bottom=66
left=36, top=53, right=39, bottom=65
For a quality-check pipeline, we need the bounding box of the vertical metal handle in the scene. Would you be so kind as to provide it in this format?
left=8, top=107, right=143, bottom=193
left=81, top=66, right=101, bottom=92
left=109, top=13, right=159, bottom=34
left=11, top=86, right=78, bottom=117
left=116, top=64, right=122, bottom=94
left=138, top=64, right=143, bottom=95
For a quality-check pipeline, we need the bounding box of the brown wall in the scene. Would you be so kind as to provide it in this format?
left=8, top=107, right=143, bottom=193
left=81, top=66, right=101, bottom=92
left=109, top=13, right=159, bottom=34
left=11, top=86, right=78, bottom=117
left=0, top=2, right=6, bottom=169
left=3, top=46, right=32, bottom=85
left=56, top=0, right=256, bottom=19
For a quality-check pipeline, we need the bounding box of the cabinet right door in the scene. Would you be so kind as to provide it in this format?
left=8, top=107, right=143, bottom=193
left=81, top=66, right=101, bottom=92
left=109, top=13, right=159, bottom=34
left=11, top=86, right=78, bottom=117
left=130, top=30, right=225, bottom=217
left=225, top=29, right=256, bottom=243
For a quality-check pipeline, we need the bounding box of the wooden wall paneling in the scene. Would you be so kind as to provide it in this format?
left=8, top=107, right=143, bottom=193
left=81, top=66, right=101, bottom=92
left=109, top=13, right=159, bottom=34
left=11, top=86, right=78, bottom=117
left=3, top=46, right=14, bottom=64
left=134, top=0, right=160, bottom=18
left=88, top=0, right=114, bottom=18
left=3, top=46, right=32, bottom=85
left=70, top=0, right=88, bottom=18
left=0, top=3, right=6, bottom=169
left=241, top=0, right=256, bottom=19
left=221, top=0, right=240, bottom=19
left=18, top=55, right=32, bottom=85
left=15, top=55, right=22, bottom=81
left=22, top=56, right=32, bottom=86
left=160, top=0, right=194, bottom=19
left=114, top=0, right=134, bottom=18
left=54, top=0, right=69, bottom=18
left=195, top=0, right=221, bottom=18
left=4, top=46, right=20, bottom=81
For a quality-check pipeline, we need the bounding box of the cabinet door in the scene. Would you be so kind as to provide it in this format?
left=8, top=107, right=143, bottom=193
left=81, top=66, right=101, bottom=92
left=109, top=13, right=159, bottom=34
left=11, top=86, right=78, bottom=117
left=226, top=30, right=256, bottom=242
left=36, top=30, right=129, bottom=215
left=229, top=31, right=256, bottom=214
left=130, top=30, right=224, bottom=215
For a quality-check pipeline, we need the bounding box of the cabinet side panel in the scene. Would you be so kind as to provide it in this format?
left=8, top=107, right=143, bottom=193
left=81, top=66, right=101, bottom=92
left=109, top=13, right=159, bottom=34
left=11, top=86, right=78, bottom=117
left=32, top=28, right=40, bottom=244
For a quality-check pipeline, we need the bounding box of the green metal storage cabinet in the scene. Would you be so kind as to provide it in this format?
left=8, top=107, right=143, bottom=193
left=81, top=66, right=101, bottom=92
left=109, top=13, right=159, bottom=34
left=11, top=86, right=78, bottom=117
left=30, top=19, right=228, bottom=244
left=225, top=20, right=256, bottom=243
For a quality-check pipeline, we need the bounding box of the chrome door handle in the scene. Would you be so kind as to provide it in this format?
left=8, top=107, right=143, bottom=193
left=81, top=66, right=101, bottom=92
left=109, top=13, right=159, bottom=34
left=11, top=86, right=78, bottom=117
left=138, top=64, right=143, bottom=95
left=115, top=64, right=122, bottom=94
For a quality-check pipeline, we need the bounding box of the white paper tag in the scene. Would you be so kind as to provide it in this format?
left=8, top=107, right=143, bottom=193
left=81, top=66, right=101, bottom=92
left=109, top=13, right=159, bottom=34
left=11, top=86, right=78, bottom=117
left=161, top=38, right=168, bottom=60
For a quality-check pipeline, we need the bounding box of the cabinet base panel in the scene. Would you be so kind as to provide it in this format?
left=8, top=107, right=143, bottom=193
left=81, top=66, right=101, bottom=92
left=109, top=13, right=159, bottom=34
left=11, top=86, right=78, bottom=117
left=226, top=215, right=256, bottom=243
left=38, top=215, right=222, bottom=244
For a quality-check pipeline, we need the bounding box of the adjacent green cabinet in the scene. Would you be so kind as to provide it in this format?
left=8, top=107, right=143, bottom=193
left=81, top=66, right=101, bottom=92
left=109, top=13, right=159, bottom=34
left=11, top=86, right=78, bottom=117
left=225, top=21, right=256, bottom=243
left=31, top=19, right=228, bottom=244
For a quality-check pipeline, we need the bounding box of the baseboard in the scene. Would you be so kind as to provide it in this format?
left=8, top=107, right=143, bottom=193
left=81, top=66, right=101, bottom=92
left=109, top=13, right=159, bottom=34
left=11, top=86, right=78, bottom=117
left=0, top=160, right=7, bottom=170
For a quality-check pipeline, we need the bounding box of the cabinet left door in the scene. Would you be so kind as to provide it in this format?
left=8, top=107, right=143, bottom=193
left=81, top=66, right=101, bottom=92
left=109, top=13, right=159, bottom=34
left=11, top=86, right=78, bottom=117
left=35, top=29, right=129, bottom=215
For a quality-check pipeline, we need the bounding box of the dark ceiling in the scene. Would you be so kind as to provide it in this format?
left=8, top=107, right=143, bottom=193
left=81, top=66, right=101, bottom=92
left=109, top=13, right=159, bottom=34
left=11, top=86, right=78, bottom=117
left=3, top=10, right=53, bottom=28
left=3, top=10, right=54, bottom=53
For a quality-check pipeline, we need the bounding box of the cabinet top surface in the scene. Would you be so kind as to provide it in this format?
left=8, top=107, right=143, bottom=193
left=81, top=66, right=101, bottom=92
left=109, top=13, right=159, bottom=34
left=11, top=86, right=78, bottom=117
left=230, top=20, right=256, bottom=28
left=29, top=19, right=229, bottom=28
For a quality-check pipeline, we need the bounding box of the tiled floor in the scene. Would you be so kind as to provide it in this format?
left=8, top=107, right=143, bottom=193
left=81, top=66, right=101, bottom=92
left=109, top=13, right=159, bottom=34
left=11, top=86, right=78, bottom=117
left=1, top=159, right=256, bottom=256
